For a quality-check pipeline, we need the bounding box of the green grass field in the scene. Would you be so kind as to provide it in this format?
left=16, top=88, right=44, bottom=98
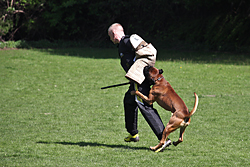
left=0, top=48, right=249, bottom=166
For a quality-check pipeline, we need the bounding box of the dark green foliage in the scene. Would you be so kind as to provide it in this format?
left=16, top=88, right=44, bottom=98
left=0, top=0, right=249, bottom=51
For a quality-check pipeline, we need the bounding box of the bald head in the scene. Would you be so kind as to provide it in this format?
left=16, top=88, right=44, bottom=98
left=108, top=23, right=125, bottom=44
left=108, top=23, right=123, bottom=33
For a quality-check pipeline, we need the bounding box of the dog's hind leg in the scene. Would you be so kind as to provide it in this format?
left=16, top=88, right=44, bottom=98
left=150, top=123, right=177, bottom=151
left=150, top=115, right=184, bottom=151
left=173, top=117, right=191, bottom=146
left=173, top=125, right=188, bottom=146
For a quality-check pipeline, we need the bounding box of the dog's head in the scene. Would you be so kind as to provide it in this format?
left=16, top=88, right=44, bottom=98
left=143, top=66, right=164, bottom=85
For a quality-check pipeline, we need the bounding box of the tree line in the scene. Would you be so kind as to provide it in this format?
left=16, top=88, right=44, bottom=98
left=0, top=0, right=249, bottom=51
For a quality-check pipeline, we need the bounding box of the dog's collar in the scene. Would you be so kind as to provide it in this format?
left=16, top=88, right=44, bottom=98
left=155, top=76, right=164, bottom=82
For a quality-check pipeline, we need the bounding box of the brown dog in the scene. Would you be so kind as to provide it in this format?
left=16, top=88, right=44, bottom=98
left=131, top=66, right=198, bottom=152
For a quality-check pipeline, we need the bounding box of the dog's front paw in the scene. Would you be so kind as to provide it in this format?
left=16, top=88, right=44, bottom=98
left=130, top=91, right=136, bottom=95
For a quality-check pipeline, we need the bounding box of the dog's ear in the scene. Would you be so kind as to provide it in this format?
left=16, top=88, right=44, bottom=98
left=159, top=69, right=163, bottom=74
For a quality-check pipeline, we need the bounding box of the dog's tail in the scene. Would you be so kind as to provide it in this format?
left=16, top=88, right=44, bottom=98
left=189, top=92, right=199, bottom=117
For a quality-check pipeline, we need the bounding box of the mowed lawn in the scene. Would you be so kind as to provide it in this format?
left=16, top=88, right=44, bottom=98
left=0, top=48, right=249, bottom=166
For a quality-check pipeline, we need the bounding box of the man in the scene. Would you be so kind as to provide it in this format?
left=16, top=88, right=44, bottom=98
left=108, top=23, right=171, bottom=148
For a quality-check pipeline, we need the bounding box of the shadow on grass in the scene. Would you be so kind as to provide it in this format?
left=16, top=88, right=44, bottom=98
left=36, top=141, right=149, bottom=151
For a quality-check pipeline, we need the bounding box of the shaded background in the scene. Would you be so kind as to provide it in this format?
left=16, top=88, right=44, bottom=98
left=0, top=0, right=249, bottom=52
